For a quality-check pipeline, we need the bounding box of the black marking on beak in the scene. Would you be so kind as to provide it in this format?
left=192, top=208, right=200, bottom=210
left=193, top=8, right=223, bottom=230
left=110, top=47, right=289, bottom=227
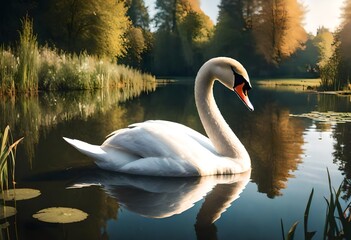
left=231, top=67, right=252, bottom=93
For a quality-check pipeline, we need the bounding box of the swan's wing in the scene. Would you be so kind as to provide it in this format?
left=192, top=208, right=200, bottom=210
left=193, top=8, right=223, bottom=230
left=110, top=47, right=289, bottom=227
left=103, top=120, right=217, bottom=158
left=146, top=120, right=217, bottom=154
left=101, top=120, right=220, bottom=175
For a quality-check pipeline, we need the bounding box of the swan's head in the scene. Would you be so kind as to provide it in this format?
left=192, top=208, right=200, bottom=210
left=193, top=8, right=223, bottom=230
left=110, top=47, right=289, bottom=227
left=210, top=57, right=254, bottom=111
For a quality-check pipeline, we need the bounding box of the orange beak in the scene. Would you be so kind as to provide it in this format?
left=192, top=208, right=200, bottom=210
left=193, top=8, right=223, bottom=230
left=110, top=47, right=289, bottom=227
left=234, top=82, right=254, bottom=111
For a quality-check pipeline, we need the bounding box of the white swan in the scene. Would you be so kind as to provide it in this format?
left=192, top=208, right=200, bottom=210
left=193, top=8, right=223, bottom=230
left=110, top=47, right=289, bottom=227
left=64, top=57, right=254, bottom=176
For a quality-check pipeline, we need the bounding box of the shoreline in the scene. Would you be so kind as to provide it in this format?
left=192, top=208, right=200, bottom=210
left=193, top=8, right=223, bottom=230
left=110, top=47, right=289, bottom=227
left=256, top=79, right=351, bottom=95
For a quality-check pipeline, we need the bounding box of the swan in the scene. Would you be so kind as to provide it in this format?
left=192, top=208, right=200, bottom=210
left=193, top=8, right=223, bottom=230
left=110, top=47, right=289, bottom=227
left=64, top=57, right=254, bottom=176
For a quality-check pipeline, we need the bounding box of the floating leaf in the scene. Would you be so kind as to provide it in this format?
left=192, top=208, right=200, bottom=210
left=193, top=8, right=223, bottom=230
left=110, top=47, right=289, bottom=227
left=0, top=188, right=41, bottom=201
left=33, top=207, right=88, bottom=223
left=290, top=111, right=351, bottom=123
left=0, top=206, right=17, bottom=219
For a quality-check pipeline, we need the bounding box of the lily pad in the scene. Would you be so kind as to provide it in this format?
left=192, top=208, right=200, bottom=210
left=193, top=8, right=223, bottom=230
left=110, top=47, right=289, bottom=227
left=0, top=206, right=17, bottom=219
left=0, top=188, right=41, bottom=201
left=290, top=111, right=351, bottom=123
left=32, top=207, right=88, bottom=223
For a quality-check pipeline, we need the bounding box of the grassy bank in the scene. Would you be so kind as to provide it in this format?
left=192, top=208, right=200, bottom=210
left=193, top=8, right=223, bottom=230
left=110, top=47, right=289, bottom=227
left=256, top=79, right=320, bottom=91
left=257, top=79, right=351, bottom=95
left=0, top=17, right=155, bottom=96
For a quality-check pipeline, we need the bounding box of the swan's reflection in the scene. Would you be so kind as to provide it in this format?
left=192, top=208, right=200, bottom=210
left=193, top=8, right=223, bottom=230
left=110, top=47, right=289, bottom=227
left=69, top=170, right=251, bottom=239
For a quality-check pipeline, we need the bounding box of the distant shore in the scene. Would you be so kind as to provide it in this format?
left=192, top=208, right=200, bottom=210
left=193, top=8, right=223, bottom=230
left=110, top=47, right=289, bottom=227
left=256, top=78, right=351, bottom=95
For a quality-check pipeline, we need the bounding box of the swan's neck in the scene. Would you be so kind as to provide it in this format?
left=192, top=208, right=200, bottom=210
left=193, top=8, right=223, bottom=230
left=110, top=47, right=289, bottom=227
left=194, top=66, right=250, bottom=161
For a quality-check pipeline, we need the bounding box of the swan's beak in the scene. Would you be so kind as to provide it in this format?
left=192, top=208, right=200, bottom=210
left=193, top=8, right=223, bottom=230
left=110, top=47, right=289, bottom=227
left=234, top=82, right=254, bottom=111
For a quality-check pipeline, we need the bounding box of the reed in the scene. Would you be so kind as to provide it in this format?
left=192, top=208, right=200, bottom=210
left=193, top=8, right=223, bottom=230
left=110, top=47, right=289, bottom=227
left=0, top=47, right=17, bottom=96
left=0, top=42, right=156, bottom=94
left=0, top=126, right=23, bottom=195
left=38, top=47, right=156, bottom=91
left=0, top=17, right=156, bottom=95
left=15, top=16, right=39, bottom=94
left=281, top=169, right=351, bottom=239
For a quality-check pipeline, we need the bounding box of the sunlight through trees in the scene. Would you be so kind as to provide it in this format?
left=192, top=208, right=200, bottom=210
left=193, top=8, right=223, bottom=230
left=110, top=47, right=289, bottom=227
left=0, top=0, right=350, bottom=88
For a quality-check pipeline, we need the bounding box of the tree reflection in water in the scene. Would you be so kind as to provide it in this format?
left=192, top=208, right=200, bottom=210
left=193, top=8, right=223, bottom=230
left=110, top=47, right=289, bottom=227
left=0, top=82, right=156, bottom=165
left=244, top=102, right=305, bottom=198
left=333, top=123, right=351, bottom=200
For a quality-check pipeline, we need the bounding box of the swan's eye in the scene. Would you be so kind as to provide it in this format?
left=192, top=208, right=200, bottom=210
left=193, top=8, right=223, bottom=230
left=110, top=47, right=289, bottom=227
left=231, top=67, right=251, bottom=92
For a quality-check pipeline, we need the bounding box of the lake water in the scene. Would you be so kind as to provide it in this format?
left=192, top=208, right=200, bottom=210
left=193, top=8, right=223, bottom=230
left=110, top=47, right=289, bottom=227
left=1, top=80, right=351, bottom=239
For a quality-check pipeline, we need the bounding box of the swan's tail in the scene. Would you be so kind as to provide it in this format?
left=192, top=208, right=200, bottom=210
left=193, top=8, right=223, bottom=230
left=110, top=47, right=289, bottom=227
left=63, top=137, right=107, bottom=161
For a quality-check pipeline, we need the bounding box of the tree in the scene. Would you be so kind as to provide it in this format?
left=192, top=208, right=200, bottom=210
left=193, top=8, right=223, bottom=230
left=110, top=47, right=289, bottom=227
left=245, top=102, right=304, bottom=198
left=278, top=34, right=319, bottom=78
left=122, top=0, right=153, bottom=69
left=177, top=2, right=213, bottom=71
left=211, top=0, right=248, bottom=57
left=253, top=0, right=307, bottom=64
left=44, top=0, right=130, bottom=58
left=313, top=27, right=334, bottom=67
left=210, top=0, right=263, bottom=73
left=338, top=0, right=351, bottom=88
left=320, top=0, right=351, bottom=90
left=122, top=27, right=148, bottom=67
left=154, top=0, right=177, bottom=33
left=126, top=0, right=150, bottom=30
left=152, top=0, right=213, bottom=75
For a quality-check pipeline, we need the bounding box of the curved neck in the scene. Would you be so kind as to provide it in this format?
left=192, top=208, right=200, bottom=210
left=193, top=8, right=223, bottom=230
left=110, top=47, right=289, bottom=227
left=194, top=65, right=249, bottom=161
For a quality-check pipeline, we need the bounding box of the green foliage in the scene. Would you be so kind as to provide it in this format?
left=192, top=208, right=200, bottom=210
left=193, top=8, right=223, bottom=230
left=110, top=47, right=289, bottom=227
left=122, top=0, right=154, bottom=70
left=319, top=38, right=341, bottom=90
left=281, top=189, right=315, bottom=240
left=0, top=0, right=345, bottom=79
left=210, top=0, right=261, bottom=73
left=313, top=27, right=334, bottom=68
left=211, top=0, right=248, bottom=56
left=319, top=1, right=351, bottom=91
left=126, top=0, right=150, bottom=30
left=154, top=0, right=177, bottom=32
left=153, top=0, right=214, bottom=75
left=122, top=27, right=147, bottom=68
left=304, top=189, right=316, bottom=240
left=278, top=35, right=319, bottom=78
left=15, top=16, right=39, bottom=93
left=45, top=0, right=130, bottom=58
left=38, top=47, right=156, bottom=91
left=319, top=30, right=349, bottom=91
left=0, top=12, right=155, bottom=95
left=0, top=47, right=17, bottom=95
left=0, top=45, right=156, bottom=94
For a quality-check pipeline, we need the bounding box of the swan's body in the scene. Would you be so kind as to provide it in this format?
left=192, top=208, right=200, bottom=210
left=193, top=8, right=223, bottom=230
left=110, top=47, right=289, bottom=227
left=64, top=57, right=254, bottom=177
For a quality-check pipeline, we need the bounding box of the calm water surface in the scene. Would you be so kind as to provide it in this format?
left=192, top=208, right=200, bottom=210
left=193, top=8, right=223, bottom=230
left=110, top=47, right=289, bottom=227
left=1, top=80, right=351, bottom=239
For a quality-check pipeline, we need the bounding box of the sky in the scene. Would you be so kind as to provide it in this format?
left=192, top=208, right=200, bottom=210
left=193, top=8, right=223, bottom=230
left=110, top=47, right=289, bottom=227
left=144, top=0, right=345, bottom=34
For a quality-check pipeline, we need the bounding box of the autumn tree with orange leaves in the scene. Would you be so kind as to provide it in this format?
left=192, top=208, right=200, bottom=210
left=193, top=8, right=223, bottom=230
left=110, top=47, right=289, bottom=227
left=253, top=0, right=307, bottom=64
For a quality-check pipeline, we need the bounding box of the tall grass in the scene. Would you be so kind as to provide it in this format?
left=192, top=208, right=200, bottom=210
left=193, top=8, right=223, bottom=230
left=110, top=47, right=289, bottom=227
left=281, top=169, right=351, bottom=239
left=15, top=16, right=39, bottom=94
left=0, top=17, right=156, bottom=95
left=0, top=126, right=23, bottom=194
left=0, top=48, right=17, bottom=96
left=38, top=48, right=156, bottom=92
